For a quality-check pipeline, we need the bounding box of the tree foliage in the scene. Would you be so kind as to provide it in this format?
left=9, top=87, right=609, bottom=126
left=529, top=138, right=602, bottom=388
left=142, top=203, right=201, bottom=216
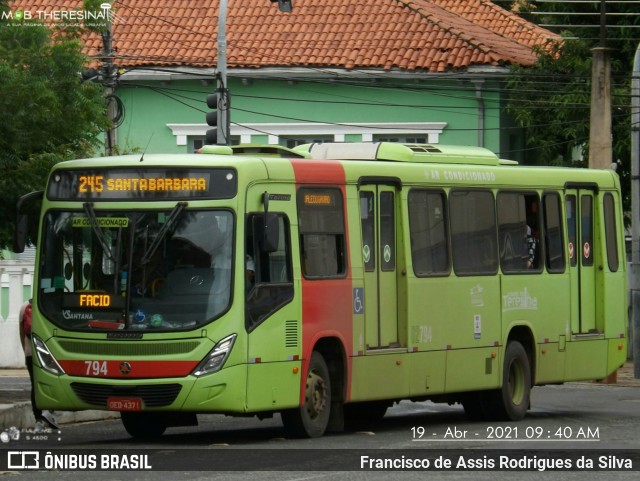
left=0, top=0, right=108, bottom=251
left=505, top=0, right=637, bottom=213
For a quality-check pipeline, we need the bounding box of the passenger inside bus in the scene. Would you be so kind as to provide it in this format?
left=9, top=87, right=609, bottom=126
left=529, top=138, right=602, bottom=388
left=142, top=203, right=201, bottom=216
left=525, top=199, right=539, bottom=269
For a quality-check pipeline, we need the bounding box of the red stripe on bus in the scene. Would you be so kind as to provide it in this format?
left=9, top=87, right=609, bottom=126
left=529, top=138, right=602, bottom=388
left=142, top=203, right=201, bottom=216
left=291, top=159, right=354, bottom=402
left=58, top=360, right=199, bottom=378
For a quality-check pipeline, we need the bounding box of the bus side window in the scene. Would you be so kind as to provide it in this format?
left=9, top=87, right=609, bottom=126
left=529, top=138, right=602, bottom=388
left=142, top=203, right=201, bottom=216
left=408, top=189, right=450, bottom=276
left=497, top=191, right=541, bottom=273
left=450, top=190, right=498, bottom=276
left=297, top=187, right=347, bottom=278
left=603, top=193, right=619, bottom=272
left=245, top=213, right=294, bottom=331
left=543, top=192, right=565, bottom=273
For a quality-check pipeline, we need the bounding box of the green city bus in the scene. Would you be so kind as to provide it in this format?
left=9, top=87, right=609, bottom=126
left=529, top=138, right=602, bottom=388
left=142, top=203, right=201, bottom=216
left=14, top=142, right=628, bottom=438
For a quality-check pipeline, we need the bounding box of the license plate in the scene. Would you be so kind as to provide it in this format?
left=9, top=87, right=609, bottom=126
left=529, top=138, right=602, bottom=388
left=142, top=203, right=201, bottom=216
left=107, top=397, right=142, bottom=411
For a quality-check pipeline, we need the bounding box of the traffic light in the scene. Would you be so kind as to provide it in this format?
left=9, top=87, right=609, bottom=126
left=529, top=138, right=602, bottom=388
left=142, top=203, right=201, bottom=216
left=205, top=89, right=230, bottom=145
left=205, top=92, right=219, bottom=145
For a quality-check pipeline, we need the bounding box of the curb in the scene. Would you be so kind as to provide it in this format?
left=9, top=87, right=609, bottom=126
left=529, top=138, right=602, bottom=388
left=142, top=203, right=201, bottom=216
left=0, top=402, right=119, bottom=431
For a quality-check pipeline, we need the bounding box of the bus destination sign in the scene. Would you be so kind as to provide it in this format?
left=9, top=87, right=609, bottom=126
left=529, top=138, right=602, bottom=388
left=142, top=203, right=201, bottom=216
left=47, top=168, right=237, bottom=201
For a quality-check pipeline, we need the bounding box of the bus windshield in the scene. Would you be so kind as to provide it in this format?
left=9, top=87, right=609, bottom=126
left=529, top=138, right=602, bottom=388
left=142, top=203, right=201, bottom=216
left=39, top=208, right=234, bottom=332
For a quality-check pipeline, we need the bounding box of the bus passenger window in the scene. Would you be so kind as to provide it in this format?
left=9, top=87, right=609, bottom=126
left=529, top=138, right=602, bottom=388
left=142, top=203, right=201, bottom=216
left=566, top=195, right=577, bottom=267
left=603, top=193, right=619, bottom=272
left=297, top=187, right=346, bottom=278
left=450, top=190, right=498, bottom=276
left=497, top=192, right=540, bottom=273
left=408, top=189, right=449, bottom=276
left=360, top=192, right=375, bottom=272
left=543, top=192, right=565, bottom=273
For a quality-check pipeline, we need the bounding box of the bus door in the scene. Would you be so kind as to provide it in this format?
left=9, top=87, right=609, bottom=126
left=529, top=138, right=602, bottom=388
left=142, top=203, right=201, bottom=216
left=359, top=184, right=398, bottom=349
left=565, top=189, right=596, bottom=334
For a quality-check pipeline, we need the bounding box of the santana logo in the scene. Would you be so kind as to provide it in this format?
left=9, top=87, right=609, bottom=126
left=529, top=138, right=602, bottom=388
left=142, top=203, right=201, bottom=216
left=62, top=310, right=94, bottom=320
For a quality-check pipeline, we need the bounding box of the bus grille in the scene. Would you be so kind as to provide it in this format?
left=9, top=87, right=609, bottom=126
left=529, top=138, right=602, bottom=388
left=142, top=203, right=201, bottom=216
left=58, top=340, right=200, bottom=356
left=70, top=383, right=182, bottom=408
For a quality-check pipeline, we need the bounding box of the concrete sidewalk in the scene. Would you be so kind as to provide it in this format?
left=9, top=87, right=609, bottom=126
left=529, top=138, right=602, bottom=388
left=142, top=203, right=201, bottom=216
left=1, top=362, right=638, bottom=431
left=0, top=369, right=119, bottom=431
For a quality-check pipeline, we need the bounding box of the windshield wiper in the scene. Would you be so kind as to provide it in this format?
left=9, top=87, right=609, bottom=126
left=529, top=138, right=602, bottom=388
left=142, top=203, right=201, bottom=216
left=141, top=202, right=187, bottom=264
left=83, top=203, right=117, bottom=262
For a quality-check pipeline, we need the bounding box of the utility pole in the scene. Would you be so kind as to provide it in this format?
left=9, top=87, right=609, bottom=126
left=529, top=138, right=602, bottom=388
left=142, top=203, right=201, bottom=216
left=206, top=1, right=293, bottom=145
left=631, top=42, right=640, bottom=378
left=588, top=0, right=612, bottom=169
left=215, top=0, right=229, bottom=146
left=205, top=0, right=230, bottom=146
left=101, top=4, right=117, bottom=156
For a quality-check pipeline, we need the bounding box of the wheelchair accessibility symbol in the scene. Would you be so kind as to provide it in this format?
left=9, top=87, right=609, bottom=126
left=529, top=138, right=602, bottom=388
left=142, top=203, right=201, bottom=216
left=353, top=288, right=364, bottom=315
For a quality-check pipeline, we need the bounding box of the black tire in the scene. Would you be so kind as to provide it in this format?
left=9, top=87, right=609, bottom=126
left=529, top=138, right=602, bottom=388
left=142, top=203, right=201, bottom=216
left=281, top=351, right=331, bottom=438
left=487, top=341, right=531, bottom=421
left=344, top=401, right=389, bottom=430
left=461, top=392, right=488, bottom=421
left=121, top=412, right=167, bottom=439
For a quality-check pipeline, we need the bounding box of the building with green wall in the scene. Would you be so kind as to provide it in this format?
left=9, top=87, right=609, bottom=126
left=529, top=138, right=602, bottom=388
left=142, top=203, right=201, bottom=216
left=116, top=72, right=507, bottom=157
left=63, top=0, right=553, bottom=164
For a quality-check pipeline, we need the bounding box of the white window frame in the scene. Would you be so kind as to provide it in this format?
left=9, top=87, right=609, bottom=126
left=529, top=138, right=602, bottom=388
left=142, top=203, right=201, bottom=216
left=167, top=122, right=447, bottom=146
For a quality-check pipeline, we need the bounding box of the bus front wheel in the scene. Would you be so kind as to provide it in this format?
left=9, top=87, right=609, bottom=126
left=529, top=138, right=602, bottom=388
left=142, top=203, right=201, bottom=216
left=121, top=412, right=167, bottom=439
left=489, top=341, right=531, bottom=421
left=281, top=351, right=331, bottom=438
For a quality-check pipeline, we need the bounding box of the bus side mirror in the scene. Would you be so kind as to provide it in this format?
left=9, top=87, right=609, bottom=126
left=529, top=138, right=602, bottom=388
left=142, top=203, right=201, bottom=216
left=13, top=214, right=28, bottom=253
left=263, top=213, right=279, bottom=253
left=13, top=190, right=44, bottom=254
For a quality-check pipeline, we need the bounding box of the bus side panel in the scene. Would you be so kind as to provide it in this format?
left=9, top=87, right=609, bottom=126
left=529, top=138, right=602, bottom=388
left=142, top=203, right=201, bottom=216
left=601, top=269, right=627, bottom=375
left=500, top=273, right=570, bottom=384
left=350, top=354, right=409, bottom=401
left=349, top=350, right=448, bottom=401
left=245, top=301, right=305, bottom=411
left=601, top=272, right=627, bottom=339
left=564, top=339, right=608, bottom=381
left=444, top=347, right=500, bottom=392
left=441, top=277, right=501, bottom=392
left=405, top=273, right=501, bottom=394
left=408, top=350, right=447, bottom=396
left=536, top=342, right=566, bottom=384
left=607, top=338, right=627, bottom=377
left=246, top=362, right=303, bottom=411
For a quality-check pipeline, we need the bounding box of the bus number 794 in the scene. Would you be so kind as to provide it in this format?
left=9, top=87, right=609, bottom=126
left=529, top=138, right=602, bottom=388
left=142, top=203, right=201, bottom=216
left=85, top=360, right=108, bottom=377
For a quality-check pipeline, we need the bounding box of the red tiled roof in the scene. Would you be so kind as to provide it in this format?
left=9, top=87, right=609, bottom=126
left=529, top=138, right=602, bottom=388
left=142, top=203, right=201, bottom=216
left=8, top=0, right=558, bottom=73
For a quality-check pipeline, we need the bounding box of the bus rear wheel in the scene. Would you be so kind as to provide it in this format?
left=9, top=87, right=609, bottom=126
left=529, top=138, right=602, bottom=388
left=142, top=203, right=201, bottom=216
left=121, top=412, right=167, bottom=439
left=281, top=351, right=331, bottom=438
left=344, top=401, right=389, bottom=430
left=488, top=341, right=531, bottom=421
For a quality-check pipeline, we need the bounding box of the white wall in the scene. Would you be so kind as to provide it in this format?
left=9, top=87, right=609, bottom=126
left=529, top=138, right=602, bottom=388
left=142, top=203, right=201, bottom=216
left=0, top=260, right=34, bottom=368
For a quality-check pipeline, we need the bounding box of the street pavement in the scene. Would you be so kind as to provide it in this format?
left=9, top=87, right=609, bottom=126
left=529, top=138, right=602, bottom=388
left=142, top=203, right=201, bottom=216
left=1, top=361, right=638, bottom=431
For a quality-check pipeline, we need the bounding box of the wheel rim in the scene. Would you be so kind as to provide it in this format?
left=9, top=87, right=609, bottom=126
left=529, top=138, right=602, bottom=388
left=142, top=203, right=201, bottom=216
left=508, top=359, right=525, bottom=405
left=305, top=369, right=328, bottom=420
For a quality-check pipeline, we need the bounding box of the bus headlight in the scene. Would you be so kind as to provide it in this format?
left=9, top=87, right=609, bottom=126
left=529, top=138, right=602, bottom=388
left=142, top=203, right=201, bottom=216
left=32, top=334, right=65, bottom=376
left=192, top=334, right=237, bottom=377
